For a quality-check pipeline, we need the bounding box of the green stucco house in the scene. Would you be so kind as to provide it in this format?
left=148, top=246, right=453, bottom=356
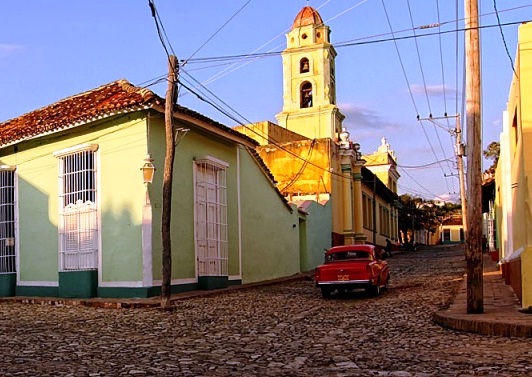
left=0, top=79, right=305, bottom=298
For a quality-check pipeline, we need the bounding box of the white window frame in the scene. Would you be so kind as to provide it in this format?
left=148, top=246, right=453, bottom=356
left=54, top=144, right=99, bottom=271
left=194, top=156, right=228, bottom=277
left=0, top=166, right=16, bottom=274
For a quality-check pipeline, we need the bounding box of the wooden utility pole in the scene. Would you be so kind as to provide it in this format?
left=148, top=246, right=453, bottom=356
left=465, top=0, right=483, bottom=313
left=455, top=115, right=468, bottom=235
left=161, top=55, right=178, bottom=310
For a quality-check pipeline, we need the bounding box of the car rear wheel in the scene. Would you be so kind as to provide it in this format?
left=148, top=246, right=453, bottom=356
left=321, top=287, right=332, bottom=298
left=367, top=283, right=380, bottom=296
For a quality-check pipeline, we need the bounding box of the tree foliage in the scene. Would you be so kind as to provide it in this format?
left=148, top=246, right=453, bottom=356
left=397, top=194, right=461, bottom=244
left=483, top=141, right=500, bottom=173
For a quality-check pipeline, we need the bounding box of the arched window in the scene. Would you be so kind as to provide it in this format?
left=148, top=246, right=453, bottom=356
left=300, top=58, right=309, bottom=73
left=300, top=81, right=313, bottom=108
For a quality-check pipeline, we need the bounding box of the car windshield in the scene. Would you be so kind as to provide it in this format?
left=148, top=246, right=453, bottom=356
left=327, top=251, right=372, bottom=261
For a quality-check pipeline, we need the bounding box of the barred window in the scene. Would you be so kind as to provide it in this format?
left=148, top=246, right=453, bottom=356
left=195, top=157, right=228, bottom=277
left=0, top=168, right=16, bottom=274
left=56, top=146, right=98, bottom=271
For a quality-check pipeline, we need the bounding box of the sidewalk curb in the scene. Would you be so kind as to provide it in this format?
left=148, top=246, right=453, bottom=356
left=0, top=273, right=312, bottom=310
left=433, top=310, right=532, bottom=338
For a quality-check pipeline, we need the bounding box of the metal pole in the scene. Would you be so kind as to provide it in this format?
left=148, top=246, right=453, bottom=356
left=455, top=115, right=468, bottom=235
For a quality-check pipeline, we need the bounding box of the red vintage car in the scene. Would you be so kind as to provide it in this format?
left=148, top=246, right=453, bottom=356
left=314, top=244, right=390, bottom=298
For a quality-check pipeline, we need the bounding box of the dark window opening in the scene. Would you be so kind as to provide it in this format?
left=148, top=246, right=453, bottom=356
left=300, top=58, right=309, bottom=73
left=301, top=81, right=313, bottom=108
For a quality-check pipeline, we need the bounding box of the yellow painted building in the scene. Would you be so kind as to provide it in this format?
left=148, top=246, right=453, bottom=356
left=496, top=22, right=532, bottom=309
left=361, top=138, right=400, bottom=246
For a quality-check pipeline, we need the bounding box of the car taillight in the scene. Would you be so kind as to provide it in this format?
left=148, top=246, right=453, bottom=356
left=366, top=264, right=372, bottom=277
left=315, top=268, right=320, bottom=280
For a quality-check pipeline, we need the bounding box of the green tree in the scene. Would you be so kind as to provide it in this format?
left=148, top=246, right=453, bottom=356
left=483, top=141, right=500, bottom=172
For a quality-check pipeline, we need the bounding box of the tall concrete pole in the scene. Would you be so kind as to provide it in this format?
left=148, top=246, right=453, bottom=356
left=465, top=0, right=483, bottom=313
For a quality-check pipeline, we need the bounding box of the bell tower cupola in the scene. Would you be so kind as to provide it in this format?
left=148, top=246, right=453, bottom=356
left=276, top=6, right=344, bottom=141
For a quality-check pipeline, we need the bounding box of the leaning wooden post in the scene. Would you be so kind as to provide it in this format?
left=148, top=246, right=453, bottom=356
left=161, top=55, right=178, bottom=310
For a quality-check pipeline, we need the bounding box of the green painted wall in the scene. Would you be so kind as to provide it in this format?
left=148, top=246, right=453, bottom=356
left=0, top=113, right=148, bottom=288
left=98, top=115, right=146, bottom=283
left=299, top=200, right=332, bottom=272
left=147, top=117, right=241, bottom=281
left=238, top=148, right=300, bottom=284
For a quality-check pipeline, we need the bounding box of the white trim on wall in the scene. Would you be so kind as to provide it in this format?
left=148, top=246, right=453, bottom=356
left=17, top=281, right=58, bottom=287
left=141, top=201, right=153, bottom=287
left=237, top=146, right=242, bottom=278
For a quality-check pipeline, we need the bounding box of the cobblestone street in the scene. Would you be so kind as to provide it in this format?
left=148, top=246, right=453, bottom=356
left=1, top=246, right=531, bottom=377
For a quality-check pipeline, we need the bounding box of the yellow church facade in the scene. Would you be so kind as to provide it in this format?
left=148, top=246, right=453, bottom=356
left=235, top=6, right=399, bottom=253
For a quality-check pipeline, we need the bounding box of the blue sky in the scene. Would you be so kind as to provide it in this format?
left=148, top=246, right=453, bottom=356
left=1, top=0, right=531, bottom=202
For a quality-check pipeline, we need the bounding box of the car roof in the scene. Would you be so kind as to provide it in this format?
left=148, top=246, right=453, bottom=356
left=326, top=245, right=375, bottom=254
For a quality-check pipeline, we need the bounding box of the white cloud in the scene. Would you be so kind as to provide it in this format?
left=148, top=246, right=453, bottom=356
left=0, top=44, right=24, bottom=57
left=339, top=102, right=402, bottom=131
left=410, top=84, right=460, bottom=99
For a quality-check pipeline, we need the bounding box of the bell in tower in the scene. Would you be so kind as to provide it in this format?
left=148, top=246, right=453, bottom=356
left=275, top=6, right=345, bottom=141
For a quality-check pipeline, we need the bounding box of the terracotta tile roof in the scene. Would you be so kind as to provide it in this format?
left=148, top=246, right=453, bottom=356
left=0, top=79, right=257, bottom=148
left=292, top=6, right=324, bottom=29
left=0, top=80, right=159, bottom=147
left=0, top=79, right=292, bottom=210
left=442, top=216, right=463, bottom=226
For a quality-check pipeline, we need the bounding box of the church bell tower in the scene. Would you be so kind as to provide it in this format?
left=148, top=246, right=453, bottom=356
left=275, top=6, right=345, bottom=141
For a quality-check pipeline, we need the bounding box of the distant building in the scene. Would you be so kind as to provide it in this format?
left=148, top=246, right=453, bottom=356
left=439, top=216, right=465, bottom=244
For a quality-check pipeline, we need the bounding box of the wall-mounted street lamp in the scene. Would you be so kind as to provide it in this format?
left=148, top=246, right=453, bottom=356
left=353, top=142, right=362, bottom=161
left=141, top=154, right=156, bottom=184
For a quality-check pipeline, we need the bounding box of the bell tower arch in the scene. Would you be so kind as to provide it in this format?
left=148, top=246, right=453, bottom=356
left=276, top=6, right=344, bottom=141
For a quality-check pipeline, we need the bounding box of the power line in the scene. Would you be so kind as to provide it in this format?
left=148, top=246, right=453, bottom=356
left=436, top=0, right=450, bottom=118
left=380, top=0, right=420, bottom=116
left=180, top=19, right=529, bottom=66
left=147, top=0, right=176, bottom=58
left=183, top=0, right=254, bottom=65
left=398, top=167, right=447, bottom=200
left=178, top=69, right=338, bottom=178
left=417, top=119, right=453, bottom=194
left=406, top=0, right=432, bottom=116
left=177, top=68, right=363, bottom=186
left=493, top=0, right=518, bottom=78
left=398, top=157, right=454, bottom=169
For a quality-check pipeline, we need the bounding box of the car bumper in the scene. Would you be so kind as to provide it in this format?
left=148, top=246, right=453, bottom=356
left=316, top=279, right=371, bottom=286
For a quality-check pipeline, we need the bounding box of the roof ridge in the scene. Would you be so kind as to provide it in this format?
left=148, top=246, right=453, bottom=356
left=117, top=79, right=156, bottom=102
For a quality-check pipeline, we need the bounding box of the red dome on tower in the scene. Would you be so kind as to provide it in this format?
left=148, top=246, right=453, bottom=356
left=292, top=6, right=324, bottom=29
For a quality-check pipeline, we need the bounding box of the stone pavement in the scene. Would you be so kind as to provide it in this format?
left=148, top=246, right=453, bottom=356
left=433, top=251, right=532, bottom=338
left=2, top=244, right=531, bottom=339
left=2, top=246, right=532, bottom=376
